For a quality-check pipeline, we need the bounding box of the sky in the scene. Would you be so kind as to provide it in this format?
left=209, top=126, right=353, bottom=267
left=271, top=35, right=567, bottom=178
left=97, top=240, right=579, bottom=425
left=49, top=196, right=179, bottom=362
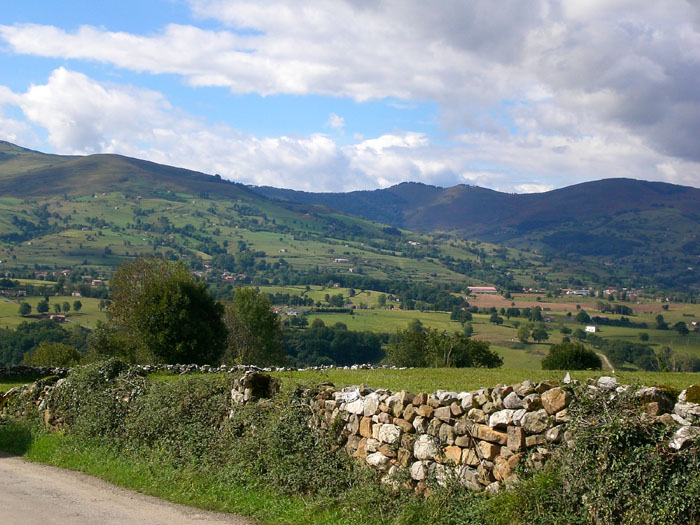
left=0, top=0, right=699, bottom=193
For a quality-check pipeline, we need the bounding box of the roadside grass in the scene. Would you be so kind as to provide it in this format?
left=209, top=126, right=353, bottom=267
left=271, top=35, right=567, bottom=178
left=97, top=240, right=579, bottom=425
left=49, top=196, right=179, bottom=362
left=0, top=423, right=343, bottom=525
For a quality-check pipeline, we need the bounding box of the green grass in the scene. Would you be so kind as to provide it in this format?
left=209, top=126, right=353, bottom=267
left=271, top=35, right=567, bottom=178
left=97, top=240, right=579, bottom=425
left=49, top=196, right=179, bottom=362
left=270, top=367, right=700, bottom=393
left=0, top=424, right=344, bottom=525
left=0, top=296, right=105, bottom=329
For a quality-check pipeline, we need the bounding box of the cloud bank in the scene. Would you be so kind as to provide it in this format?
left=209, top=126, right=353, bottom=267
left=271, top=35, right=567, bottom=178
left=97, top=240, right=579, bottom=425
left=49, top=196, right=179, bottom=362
left=0, top=1, right=699, bottom=191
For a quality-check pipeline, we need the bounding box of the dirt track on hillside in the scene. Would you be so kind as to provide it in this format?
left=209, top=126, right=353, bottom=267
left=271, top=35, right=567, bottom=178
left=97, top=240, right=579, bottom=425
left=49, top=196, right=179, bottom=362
left=0, top=452, right=251, bottom=525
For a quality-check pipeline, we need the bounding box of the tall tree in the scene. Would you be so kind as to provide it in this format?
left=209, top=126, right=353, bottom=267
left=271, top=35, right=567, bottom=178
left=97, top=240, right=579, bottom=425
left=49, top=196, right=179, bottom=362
left=107, top=257, right=226, bottom=364
left=223, top=287, right=284, bottom=366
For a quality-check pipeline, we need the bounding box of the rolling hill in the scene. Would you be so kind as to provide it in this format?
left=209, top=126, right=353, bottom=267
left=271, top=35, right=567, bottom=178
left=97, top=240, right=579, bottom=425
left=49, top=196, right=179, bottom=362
left=252, top=180, right=700, bottom=289
left=0, top=140, right=697, bottom=291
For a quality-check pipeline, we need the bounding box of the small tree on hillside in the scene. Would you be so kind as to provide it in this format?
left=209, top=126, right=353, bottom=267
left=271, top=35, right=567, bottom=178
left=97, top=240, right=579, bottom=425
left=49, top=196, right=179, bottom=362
left=36, top=300, right=49, bottom=314
left=223, top=287, right=284, bottom=366
left=517, top=324, right=531, bottom=343
left=531, top=327, right=549, bottom=343
left=73, top=300, right=83, bottom=312
left=107, top=257, right=226, bottom=365
left=18, top=302, right=31, bottom=316
left=22, top=342, right=81, bottom=367
left=541, top=342, right=602, bottom=370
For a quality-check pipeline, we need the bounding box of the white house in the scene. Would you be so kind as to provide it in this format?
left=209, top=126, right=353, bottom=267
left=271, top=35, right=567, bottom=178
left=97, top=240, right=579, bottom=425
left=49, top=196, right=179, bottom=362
left=585, top=325, right=598, bottom=333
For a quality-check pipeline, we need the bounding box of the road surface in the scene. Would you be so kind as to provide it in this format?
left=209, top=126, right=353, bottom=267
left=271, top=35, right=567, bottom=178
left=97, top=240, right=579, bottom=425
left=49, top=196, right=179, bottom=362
left=0, top=452, right=252, bottom=525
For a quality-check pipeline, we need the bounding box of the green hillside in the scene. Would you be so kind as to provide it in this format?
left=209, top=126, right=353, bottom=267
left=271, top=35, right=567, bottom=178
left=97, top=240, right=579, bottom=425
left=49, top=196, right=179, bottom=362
left=253, top=179, right=700, bottom=290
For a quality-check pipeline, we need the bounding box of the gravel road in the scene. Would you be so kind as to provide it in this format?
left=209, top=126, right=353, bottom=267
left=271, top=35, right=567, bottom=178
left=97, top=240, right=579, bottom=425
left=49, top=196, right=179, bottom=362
left=0, top=452, right=252, bottom=525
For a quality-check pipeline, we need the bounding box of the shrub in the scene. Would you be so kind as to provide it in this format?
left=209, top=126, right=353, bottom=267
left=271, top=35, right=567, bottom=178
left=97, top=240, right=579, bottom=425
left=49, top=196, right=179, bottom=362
left=541, top=342, right=602, bottom=370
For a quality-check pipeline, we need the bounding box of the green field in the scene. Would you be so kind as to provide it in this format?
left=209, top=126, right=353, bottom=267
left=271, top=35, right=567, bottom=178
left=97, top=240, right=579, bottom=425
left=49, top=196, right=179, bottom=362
left=0, top=296, right=105, bottom=329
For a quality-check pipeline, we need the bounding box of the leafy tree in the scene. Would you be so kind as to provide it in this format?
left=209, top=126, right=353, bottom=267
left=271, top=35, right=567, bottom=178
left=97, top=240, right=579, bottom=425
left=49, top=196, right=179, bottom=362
left=489, top=313, right=504, bottom=325
left=573, top=328, right=587, bottom=340
left=638, top=332, right=649, bottom=342
left=62, top=301, right=70, bottom=313
left=22, top=341, right=81, bottom=367
left=18, top=302, right=31, bottom=316
left=223, top=287, right=284, bottom=366
left=517, top=324, right=531, bottom=343
left=655, top=314, right=668, bottom=330
left=541, top=342, right=602, bottom=370
left=377, top=293, right=387, bottom=307
left=673, top=321, right=689, bottom=336
left=73, top=300, right=83, bottom=312
left=559, top=326, right=572, bottom=335
left=53, top=303, right=61, bottom=313
left=463, top=322, right=474, bottom=338
left=385, top=325, right=428, bottom=367
left=36, top=300, right=49, bottom=314
left=531, top=327, right=549, bottom=343
left=575, top=310, right=591, bottom=324
left=107, top=258, right=226, bottom=364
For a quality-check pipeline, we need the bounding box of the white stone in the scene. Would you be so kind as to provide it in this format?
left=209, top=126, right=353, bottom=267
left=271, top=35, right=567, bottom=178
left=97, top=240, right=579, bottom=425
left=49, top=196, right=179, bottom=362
left=414, top=434, right=439, bottom=460
left=378, top=424, right=401, bottom=444
left=669, top=426, right=700, bottom=450
left=363, top=393, right=380, bottom=417
left=366, top=452, right=390, bottom=467
left=410, top=460, right=430, bottom=481
left=597, top=376, right=619, bottom=390
left=512, top=409, right=527, bottom=426
left=345, top=398, right=365, bottom=415
left=489, top=409, right=514, bottom=429
left=503, top=392, right=523, bottom=409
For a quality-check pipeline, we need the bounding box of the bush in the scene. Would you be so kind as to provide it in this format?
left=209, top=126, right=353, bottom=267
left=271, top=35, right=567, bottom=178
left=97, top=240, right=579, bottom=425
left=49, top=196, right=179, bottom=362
left=541, top=342, right=602, bottom=370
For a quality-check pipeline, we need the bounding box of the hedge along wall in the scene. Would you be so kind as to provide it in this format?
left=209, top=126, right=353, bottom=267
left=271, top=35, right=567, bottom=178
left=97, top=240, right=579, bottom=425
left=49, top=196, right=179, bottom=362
left=232, top=374, right=700, bottom=493
left=3, top=369, right=700, bottom=495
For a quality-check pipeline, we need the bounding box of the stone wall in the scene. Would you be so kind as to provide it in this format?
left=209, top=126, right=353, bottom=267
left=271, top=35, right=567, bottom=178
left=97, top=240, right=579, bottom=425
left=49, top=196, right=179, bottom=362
left=3, top=367, right=699, bottom=494
left=301, top=376, right=700, bottom=493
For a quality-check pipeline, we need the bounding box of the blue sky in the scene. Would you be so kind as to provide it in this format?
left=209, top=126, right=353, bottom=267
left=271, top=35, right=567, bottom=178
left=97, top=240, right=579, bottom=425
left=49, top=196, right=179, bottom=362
left=1, top=1, right=698, bottom=192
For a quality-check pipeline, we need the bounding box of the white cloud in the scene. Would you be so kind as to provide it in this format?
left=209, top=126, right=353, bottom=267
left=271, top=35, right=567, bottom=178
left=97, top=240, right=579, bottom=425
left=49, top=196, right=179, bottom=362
left=1, top=68, right=699, bottom=194
left=2, top=0, right=700, bottom=173
left=326, top=113, right=344, bottom=132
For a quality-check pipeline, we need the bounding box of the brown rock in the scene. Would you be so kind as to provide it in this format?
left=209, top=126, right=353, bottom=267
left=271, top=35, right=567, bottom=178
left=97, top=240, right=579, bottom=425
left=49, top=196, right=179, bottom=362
left=379, top=444, right=398, bottom=458
left=454, top=418, right=469, bottom=435
left=541, top=387, right=572, bottom=415
left=477, top=463, right=495, bottom=486
left=434, top=406, right=453, bottom=422
left=507, top=426, right=526, bottom=451
left=535, top=380, right=557, bottom=394
left=345, top=434, right=362, bottom=455
left=412, top=393, right=427, bottom=406
left=450, top=401, right=464, bottom=417
left=394, top=418, right=415, bottom=433
left=493, top=453, right=522, bottom=482
left=417, top=404, right=434, bottom=418
left=402, top=403, right=416, bottom=422
left=353, top=437, right=369, bottom=459
left=359, top=416, right=373, bottom=438
left=398, top=447, right=413, bottom=467
left=401, top=433, right=417, bottom=451
left=378, top=412, right=393, bottom=424
left=478, top=441, right=501, bottom=460
left=444, top=445, right=462, bottom=464
left=428, top=396, right=441, bottom=408
left=473, top=424, right=508, bottom=445
left=455, top=435, right=472, bottom=448
left=526, top=434, right=546, bottom=448
left=462, top=448, right=480, bottom=466
left=555, top=408, right=571, bottom=424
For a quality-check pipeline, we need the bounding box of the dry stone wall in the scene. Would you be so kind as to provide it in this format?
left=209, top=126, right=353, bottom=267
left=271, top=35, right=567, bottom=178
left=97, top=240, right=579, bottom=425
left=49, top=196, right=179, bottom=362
left=3, top=367, right=700, bottom=495
left=299, top=376, right=700, bottom=493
